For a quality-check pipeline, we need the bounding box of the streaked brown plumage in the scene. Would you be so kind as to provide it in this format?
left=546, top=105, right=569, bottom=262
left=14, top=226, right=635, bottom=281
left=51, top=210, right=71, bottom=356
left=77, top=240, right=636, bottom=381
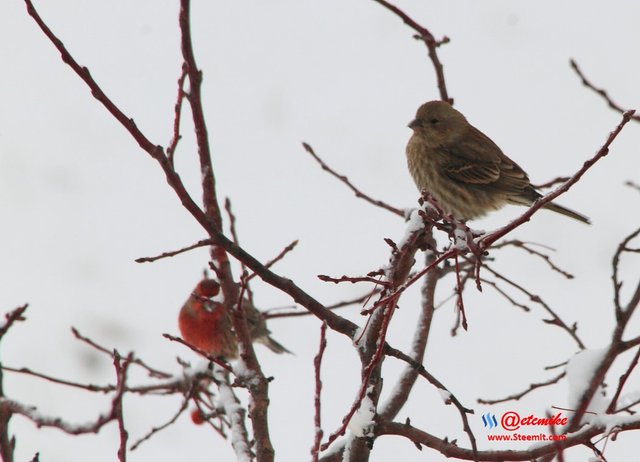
left=406, top=100, right=590, bottom=224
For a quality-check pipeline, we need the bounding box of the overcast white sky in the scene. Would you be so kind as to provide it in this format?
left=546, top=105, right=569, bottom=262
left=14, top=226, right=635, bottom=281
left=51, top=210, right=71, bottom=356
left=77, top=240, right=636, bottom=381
left=1, top=1, right=639, bottom=461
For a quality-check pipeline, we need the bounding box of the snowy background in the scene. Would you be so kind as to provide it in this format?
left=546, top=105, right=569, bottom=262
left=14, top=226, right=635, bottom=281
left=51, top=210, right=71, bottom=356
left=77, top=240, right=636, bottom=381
left=1, top=1, right=639, bottom=461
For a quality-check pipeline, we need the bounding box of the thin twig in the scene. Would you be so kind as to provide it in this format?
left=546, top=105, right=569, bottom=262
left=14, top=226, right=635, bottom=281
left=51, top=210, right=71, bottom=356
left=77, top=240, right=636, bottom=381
left=494, top=239, right=574, bottom=279
left=481, top=263, right=584, bottom=349
left=607, top=346, right=640, bottom=413
left=1, top=366, right=114, bottom=393
left=384, top=346, right=478, bottom=459
left=224, top=198, right=254, bottom=305
left=167, top=64, right=188, bottom=167
left=302, top=142, right=404, bottom=217
left=478, top=372, right=566, bottom=405
left=135, top=239, right=212, bottom=263
left=479, top=110, right=636, bottom=249
left=612, top=226, right=640, bottom=317
left=245, top=240, right=299, bottom=283
left=72, top=328, right=172, bottom=378
left=318, top=274, right=389, bottom=286
left=113, top=351, right=131, bottom=462
left=0, top=305, right=29, bottom=339
left=371, top=0, right=451, bottom=102
left=532, top=176, right=571, bottom=189
left=310, top=323, right=327, bottom=462
left=570, top=59, right=640, bottom=122
left=380, top=244, right=438, bottom=420
left=264, top=290, right=378, bottom=320
left=130, top=384, right=195, bottom=450
left=162, top=334, right=233, bottom=372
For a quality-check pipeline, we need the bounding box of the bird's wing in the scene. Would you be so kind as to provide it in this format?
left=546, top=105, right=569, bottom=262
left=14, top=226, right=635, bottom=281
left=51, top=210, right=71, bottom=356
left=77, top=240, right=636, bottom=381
left=442, top=126, right=530, bottom=194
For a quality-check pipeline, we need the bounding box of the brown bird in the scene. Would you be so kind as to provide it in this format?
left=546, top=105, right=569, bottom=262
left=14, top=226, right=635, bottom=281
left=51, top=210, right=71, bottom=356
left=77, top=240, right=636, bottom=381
left=406, top=101, right=590, bottom=224
left=178, top=279, right=291, bottom=359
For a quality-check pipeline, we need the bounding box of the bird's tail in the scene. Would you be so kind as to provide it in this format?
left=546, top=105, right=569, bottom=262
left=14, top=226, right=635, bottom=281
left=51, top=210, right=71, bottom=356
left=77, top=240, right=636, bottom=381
left=543, top=201, right=591, bottom=224
left=256, top=335, right=293, bottom=355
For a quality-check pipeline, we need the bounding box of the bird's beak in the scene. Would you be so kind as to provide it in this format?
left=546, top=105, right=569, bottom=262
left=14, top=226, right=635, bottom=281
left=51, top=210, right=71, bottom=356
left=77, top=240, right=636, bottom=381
left=408, top=118, right=420, bottom=130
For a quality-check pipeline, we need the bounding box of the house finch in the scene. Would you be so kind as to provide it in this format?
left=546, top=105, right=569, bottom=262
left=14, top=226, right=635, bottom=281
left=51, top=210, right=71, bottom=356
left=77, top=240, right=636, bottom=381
left=406, top=100, right=590, bottom=224
left=178, top=279, right=291, bottom=359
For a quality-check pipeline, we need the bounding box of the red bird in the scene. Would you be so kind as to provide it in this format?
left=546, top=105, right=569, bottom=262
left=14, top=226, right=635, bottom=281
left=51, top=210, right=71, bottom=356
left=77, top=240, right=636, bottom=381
left=178, top=279, right=290, bottom=359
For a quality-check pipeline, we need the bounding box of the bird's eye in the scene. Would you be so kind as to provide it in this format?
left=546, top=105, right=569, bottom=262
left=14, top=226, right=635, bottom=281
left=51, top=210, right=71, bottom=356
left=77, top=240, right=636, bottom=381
left=430, top=118, right=439, bottom=125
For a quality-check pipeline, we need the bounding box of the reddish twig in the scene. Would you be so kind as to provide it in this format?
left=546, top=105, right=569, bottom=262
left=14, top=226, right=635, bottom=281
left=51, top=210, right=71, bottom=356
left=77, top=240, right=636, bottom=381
left=480, top=263, right=584, bottom=349
left=371, top=0, right=451, bottom=102
left=479, top=110, right=636, bottom=250
left=177, top=2, right=273, bottom=457
left=0, top=306, right=27, bottom=462
left=0, top=352, right=133, bottom=440
left=179, top=0, right=221, bottom=228
left=532, top=176, right=571, bottom=189
left=0, top=304, right=29, bottom=339
left=547, top=411, right=565, bottom=462
left=320, top=298, right=397, bottom=451
left=135, top=239, right=212, bottom=263
left=224, top=198, right=241, bottom=247
left=72, top=327, right=172, bottom=378
left=570, top=59, right=640, bottom=122
left=167, top=64, right=189, bottom=167
left=23, top=0, right=217, bottom=244
left=224, top=198, right=255, bottom=305
left=567, top=264, right=640, bottom=433
left=302, top=142, right=404, bottom=217
left=113, top=351, right=131, bottom=462
left=130, top=382, right=197, bottom=451
left=615, top=397, right=640, bottom=414
left=1, top=366, right=115, bottom=393
left=318, top=274, right=389, bottom=286
left=264, top=290, right=378, bottom=319
left=607, top=346, right=640, bottom=413
left=384, top=346, right=477, bottom=457
left=480, top=277, right=531, bottom=312
left=24, top=0, right=363, bottom=349
left=367, top=247, right=458, bottom=314
left=245, top=240, right=299, bottom=284
left=310, top=323, right=328, bottom=462
left=478, top=372, right=566, bottom=405
left=453, top=254, right=468, bottom=331
left=163, top=334, right=233, bottom=372
left=494, top=240, right=574, bottom=279
left=380, top=245, right=438, bottom=420
left=21, top=0, right=374, bottom=346
left=612, top=226, right=640, bottom=316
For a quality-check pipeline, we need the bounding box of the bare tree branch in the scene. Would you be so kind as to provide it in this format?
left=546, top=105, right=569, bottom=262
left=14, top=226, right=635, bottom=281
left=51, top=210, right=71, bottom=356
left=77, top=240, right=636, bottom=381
left=570, top=59, right=640, bottom=122
left=371, top=0, right=451, bottom=102
left=310, top=322, right=328, bottom=462
left=302, top=142, right=404, bottom=217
